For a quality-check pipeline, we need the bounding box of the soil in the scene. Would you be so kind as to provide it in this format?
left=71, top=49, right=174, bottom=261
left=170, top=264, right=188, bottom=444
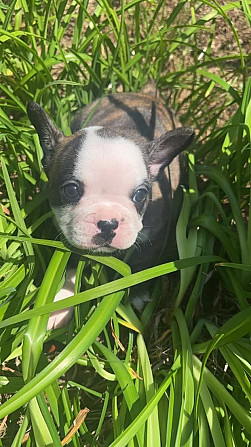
left=61, top=1, right=251, bottom=129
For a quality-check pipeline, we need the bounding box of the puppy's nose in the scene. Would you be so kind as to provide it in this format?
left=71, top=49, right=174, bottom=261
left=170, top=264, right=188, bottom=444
left=97, top=219, right=119, bottom=233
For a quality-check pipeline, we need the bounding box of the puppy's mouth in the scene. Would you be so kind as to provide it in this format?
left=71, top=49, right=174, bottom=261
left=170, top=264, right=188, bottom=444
left=92, top=232, right=116, bottom=246
left=92, top=245, right=118, bottom=254
left=90, top=232, right=118, bottom=253
left=64, top=239, right=118, bottom=255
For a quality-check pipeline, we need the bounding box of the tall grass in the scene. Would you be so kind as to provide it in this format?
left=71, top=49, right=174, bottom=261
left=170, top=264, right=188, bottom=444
left=0, top=0, right=250, bottom=445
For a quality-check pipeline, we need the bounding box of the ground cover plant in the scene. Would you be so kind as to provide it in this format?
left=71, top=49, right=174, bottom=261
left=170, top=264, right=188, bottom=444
left=0, top=0, right=251, bottom=445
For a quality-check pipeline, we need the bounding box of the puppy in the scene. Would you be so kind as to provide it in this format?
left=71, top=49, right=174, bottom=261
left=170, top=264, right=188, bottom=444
left=27, top=85, right=194, bottom=328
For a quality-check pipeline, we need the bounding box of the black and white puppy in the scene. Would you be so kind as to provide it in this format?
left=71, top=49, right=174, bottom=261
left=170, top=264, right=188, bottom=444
left=27, top=85, right=194, bottom=328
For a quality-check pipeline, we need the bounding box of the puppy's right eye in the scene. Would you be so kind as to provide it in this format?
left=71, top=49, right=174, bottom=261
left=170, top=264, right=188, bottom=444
left=61, top=181, right=82, bottom=203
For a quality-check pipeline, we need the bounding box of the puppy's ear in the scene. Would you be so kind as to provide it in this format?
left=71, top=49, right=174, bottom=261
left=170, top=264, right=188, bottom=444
left=27, top=102, right=63, bottom=175
left=148, top=127, right=194, bottom=179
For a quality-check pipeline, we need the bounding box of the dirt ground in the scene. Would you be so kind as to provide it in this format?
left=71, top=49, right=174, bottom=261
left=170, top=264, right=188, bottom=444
left=64, top=1, right=251, bottom=128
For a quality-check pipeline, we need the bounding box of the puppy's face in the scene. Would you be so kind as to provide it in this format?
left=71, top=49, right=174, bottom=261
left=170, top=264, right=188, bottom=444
left=27, top=102, right=194, bottom=253
left=50, top=127, right=150, bottom=252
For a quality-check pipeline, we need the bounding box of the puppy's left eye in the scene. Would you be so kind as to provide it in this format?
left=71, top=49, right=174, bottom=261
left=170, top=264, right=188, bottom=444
left=133, top=187, right=148, bottom=203
left=61, top=181, right=82, bottom=203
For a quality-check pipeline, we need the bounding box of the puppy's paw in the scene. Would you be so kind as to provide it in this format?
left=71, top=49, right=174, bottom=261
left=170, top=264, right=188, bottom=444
left=47, top=269, right=76, bottom=330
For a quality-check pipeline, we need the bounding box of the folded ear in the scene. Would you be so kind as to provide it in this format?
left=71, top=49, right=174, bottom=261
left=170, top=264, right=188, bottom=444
left=148, top=127, right=194, bottom=179
left=27, top=102, right=63, bottom=175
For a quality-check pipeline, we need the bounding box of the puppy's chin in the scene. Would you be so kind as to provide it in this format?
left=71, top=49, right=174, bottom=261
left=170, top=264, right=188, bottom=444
left=89, top=245, right=118, bottom=254
left=62, top=237, right=123, bottom=255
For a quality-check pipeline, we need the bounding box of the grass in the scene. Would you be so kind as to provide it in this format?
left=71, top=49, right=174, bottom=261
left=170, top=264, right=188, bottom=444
left=0, top=0, right=251, bottom=445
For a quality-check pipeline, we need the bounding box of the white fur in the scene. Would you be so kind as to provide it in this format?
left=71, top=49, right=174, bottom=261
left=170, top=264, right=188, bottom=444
left=75, top=127, right=147, bottom=193
left=47, top=269, right=76, bottom=330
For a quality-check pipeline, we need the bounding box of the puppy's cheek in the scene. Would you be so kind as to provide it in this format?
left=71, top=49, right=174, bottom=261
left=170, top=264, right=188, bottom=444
left=110, top=220, right=143, bottom=250
left=73, top=222, right=97, bottom=247
left=52, top=206, right=92, bottom=248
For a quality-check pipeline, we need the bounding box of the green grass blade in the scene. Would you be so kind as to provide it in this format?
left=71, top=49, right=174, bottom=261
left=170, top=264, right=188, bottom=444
left=0, top=256, right=222, bottom=329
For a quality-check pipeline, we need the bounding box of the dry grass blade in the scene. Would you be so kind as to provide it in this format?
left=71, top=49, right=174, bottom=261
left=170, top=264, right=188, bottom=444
left=61, top=408, right=90, bottom=446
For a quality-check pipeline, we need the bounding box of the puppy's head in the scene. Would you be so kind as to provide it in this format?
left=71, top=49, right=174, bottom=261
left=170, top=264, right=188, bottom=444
left=27, top=102, right=194, bottom=253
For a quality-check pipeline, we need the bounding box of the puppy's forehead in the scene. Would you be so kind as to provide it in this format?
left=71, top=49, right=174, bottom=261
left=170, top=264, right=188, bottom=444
left=74, top=127, right=148, bottom=193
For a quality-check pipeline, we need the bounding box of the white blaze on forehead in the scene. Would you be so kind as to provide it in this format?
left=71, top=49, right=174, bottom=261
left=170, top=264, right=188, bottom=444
left=74, top=127, right=147, bottom=194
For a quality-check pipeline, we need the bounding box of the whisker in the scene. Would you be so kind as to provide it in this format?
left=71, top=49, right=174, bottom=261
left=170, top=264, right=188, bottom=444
left=132, top=240, right=141, bottom=253
left=137, top=230, right=152, bottom=246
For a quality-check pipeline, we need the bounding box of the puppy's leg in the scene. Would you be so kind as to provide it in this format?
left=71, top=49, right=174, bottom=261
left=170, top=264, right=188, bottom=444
left=47, top=269, right=76, bottom=330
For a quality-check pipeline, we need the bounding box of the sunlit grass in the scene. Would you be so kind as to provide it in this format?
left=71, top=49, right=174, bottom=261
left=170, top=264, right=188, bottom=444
left=0, top=0, right=250, bottom=445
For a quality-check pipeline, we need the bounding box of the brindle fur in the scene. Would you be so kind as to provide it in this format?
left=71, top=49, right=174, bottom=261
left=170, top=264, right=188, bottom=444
left=71, top=88, right=185, bottom=270
left=27, top=85, right=191, bottom=271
